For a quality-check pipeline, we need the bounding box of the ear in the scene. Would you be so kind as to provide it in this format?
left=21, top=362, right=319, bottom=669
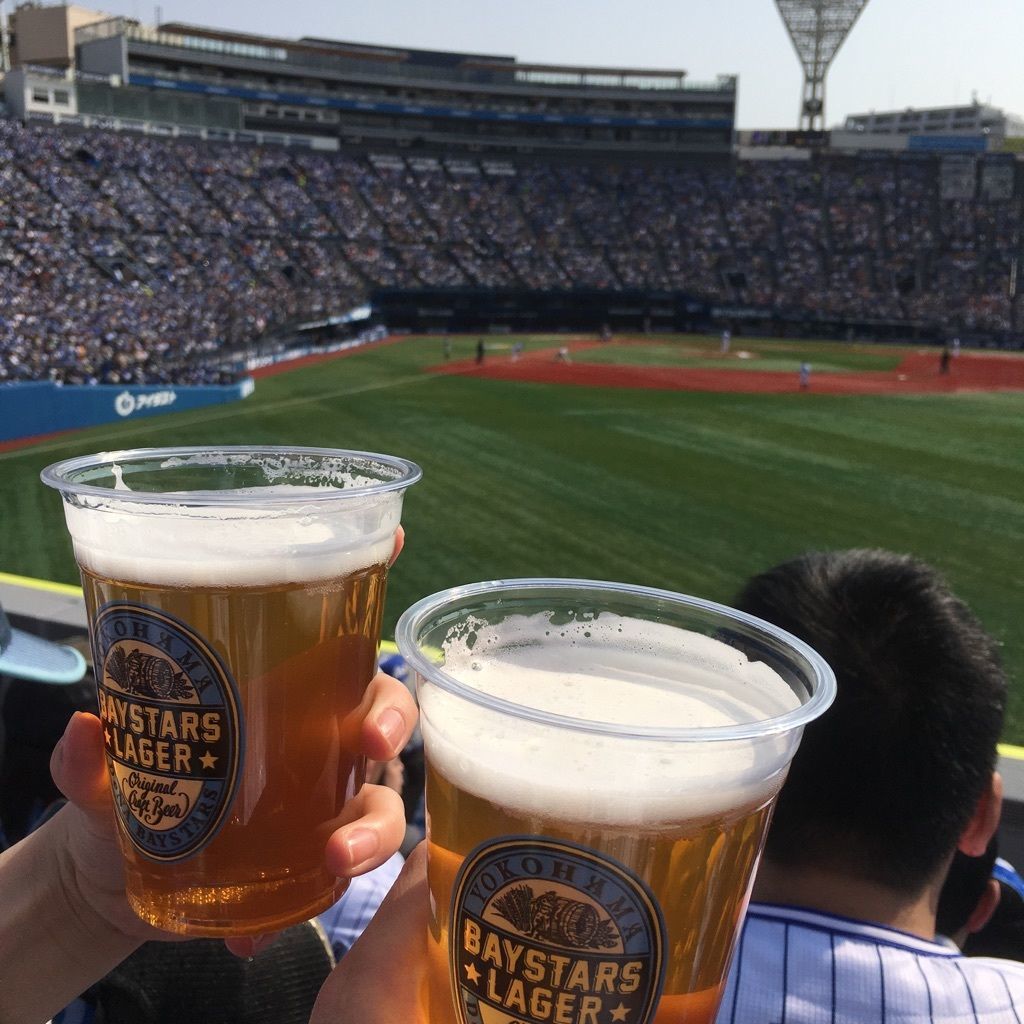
left=958, top=772, right=1002, bottom=858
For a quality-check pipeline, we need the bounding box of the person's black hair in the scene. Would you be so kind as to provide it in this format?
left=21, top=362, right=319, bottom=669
left=732, top=548, right=1007, bottom=893
left=936, top=837, right=999, bottom=938
left=87, top=925, right=333, bottom=1024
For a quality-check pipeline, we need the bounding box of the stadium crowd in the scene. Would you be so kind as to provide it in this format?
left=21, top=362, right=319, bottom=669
left=1, top=116, right=1022, bottom=384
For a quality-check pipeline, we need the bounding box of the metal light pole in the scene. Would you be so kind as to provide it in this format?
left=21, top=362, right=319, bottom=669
left=0, top=0, right=10, bottom=74
left=774, top=0, right=870, bottom=130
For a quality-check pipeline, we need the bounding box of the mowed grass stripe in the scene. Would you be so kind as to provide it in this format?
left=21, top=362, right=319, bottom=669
left=738, top=394, right=1024, bottom=481
left=1, top=335, right=1022, bottom=738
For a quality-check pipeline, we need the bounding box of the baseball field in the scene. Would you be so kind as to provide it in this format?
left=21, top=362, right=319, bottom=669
left=3, top=332, right=1024, bottom=737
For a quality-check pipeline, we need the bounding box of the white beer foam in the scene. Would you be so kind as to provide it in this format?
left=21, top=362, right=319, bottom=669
left=63, top=484, right=401, bottom=587
left=420, top=614, right=803, bottom=826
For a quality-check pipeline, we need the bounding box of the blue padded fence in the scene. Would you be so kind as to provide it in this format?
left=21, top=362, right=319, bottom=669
left=0, top=379, right=254, bottom=444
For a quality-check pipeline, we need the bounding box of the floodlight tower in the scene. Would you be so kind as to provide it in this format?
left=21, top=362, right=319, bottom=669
left=0, top=0, right=10, bottom=73
left=774, top=0, right=871, bottom=130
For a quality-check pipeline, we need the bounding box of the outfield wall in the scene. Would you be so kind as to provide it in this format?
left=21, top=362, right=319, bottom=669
left=370, top=287, right=956, bottom=345
left=0, top=379, right=254, bottom=444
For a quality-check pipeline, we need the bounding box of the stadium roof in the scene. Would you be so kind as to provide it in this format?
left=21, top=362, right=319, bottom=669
left=157, top=22, right=411, bottom=62
left=155, top=21, right=688, bottom=81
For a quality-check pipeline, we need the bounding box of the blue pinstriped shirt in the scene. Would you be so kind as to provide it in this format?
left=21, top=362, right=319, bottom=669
left=717, top=903, right=1024, bottom=1024
left=317, top=852, right=404, bottom=961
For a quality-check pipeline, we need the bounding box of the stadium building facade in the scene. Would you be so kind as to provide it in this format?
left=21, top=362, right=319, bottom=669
left=843, top=103, right=1024, bottom=151
left=4, top=4, right=737, bottom=159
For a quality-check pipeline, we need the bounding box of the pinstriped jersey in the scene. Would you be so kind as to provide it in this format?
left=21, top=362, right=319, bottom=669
left=716, top=902, right=1024, bottom=1024
left=317, top=851, right=404, bottom=960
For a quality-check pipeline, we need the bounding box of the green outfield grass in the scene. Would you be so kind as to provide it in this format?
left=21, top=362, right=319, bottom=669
left=3, top=333, right=1024, bottom=738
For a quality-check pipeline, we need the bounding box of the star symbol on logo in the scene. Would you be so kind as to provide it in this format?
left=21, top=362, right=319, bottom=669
left=103, top=727, right=112, bottom=746
left=609, top=1003, right=631, bottom=1022
left=199, top=751, right=218, bottom=771
left=464, top=962, right=481, bottom=985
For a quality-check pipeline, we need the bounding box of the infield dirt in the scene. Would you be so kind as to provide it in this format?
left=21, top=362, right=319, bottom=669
left=433, top=340, right=1024, bottom=395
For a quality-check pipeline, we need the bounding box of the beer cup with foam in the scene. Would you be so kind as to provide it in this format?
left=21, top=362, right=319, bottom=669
left=396, top=579, right=835, bottom=1024
left=42, top=446, right=421, bottom=936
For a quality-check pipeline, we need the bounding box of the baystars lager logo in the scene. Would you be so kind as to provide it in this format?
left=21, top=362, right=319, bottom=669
left=451, top=838, right=666, bottom=1024
left=93, top=603, right=243, bottom=862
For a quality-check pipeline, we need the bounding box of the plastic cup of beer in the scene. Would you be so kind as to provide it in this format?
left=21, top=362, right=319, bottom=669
left=395, top=578, right=835, bottom=1024
left=41, top=445, right=421, bottom=936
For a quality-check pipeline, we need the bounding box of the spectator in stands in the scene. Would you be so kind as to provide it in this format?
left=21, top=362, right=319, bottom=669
left=716, top=548, right=1023, bottom=1022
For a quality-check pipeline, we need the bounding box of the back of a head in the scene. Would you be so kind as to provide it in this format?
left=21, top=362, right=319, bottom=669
left=88, top=924, right=333, bottom=1024
left=733, top=548, right=1006, bottom=893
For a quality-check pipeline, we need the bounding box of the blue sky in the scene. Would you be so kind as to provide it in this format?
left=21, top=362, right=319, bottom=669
left=87, top=0, right=1024, bottom=129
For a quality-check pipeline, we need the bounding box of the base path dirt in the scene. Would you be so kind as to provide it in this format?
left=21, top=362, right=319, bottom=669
left=432, top=342, right=1024, bottom=395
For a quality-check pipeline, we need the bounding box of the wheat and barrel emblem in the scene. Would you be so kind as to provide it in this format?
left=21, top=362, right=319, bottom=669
left=491, top=883, right=620, bottom=950
left=105, top=646, right=195, bottom=701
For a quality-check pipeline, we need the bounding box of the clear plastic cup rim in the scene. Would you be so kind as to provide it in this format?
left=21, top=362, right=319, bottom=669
left=396, top=577, right=837, bottom=743
left=40, top=445, right=423, bottom=507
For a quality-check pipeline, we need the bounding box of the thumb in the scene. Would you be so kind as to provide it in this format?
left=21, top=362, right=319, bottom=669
left=47, top=711, right=159, bottom=944
left=51, top=711, right=112, bottom=814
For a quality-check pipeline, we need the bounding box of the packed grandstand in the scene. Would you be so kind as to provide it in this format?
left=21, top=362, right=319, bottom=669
left=0, top=5, right=1021, bottom=386
left=2, top=116, right=1022, bottom=386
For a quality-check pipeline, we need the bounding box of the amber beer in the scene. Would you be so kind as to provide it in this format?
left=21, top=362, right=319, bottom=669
left=396, top=580, right=835, bottom=1024
left=42, top=447, right=420, bottom=936
left=425, top=771, right=775, bottom=1024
